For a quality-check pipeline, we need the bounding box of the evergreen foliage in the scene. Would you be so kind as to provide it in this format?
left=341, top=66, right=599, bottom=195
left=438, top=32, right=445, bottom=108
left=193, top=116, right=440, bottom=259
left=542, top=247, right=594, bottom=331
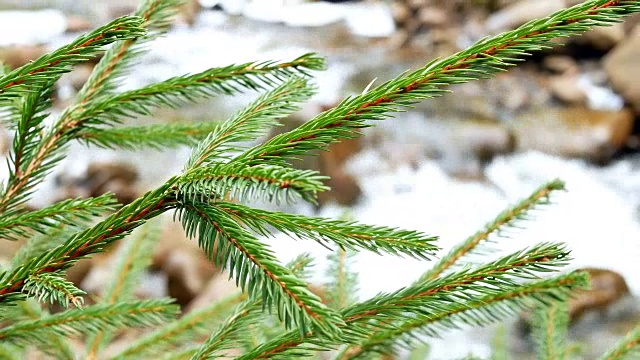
left=0, top=0, right=639, bottom=358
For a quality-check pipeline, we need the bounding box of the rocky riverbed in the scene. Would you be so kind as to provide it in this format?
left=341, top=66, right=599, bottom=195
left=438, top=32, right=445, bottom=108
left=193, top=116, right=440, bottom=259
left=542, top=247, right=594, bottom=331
left=0, top=1, right=639, bottom=359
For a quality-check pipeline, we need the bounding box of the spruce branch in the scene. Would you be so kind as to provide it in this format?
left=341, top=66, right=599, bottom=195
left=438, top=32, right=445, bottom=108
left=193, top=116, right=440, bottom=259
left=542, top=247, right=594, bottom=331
left=113, top=252, right=315, bottom=359
left=324, top=248, right=358, bottom=310
left=178, top=165, right=328, bottom=205
left=532, top=300, right=570, bottom=360
left=0, top=182, right=177, bottom=304
left=342, top=272, right=588, bottom=359
left=22, top=272, right=85, bottom=308
left=601, top=324, right=640, bottom=360
left=421, top=179, right=565, bottom=281
left=0, top=16, right=146, bottom=104
left=0, top=193, right=118, bottom=241
left=191, top=299, right=263, bottom=359
left=85, top=222, right=162, bottom=357
left=231, top=0, right=640, bottom=168
left=238, top=243, right=572, bottom=359
left=0, top=298, right=178, bottom=344
left=216, top=202, right=438, bottom=259
left=4, top=299, right=76, bottom=360
left=74, top=56, right=322, bottom=132
left=112, top=293, right=247, bottom=359
left=76, top=0, right=182, bottom=103
left=177, top=200, right=344, bottom=338
left=7, top=79, right=56, bottom=186
left=76, top=120, right=223, bottom=150
left=10, top=226, right=80, bottom=270
left=186, top=77, right=316, bottom=169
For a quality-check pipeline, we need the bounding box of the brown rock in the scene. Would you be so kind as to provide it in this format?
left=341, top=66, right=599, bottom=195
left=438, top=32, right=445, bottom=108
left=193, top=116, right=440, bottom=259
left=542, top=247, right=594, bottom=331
left=542, top=55, right=578, bottom=74
left=511, top=106, right=634, bottom=163
left=579, top=23, right=626, bottom=51
left=418, top=7, right=448, bottom=27
left=65, top=15, right=92, bottom=33
left=569, top=268, right=631, bottom=322
left=548, top=71, right=588, bottom=106
left=0, top=45, right=47, bottom=69
left=269, top=112, right=363, bottom=207
left=604, top=25, right=640, bottom=111
left=486, top=0, right=565, bottom=32
left=391, top=2, right=412, bottom=26
left=63, top=63, right=94, bottom=91
left=178, top=0, right=201, bottom=26
left=57, top=161, right=139, bottom=204
left=153, top=221, right=220, bottom=308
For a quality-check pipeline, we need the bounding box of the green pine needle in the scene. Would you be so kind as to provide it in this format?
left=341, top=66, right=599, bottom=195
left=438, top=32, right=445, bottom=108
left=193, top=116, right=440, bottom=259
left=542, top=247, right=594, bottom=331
left=22, top=272, right=85, bottom=308
left=422, top=179, right=565, bottom=281
left=0, top=193, right=118, bottom=241
left=0, top=298, right=178, bottom=345
left=77, top=120, right=223, bottom=150
left=178, top=165, right=328, bottom=205
left=85, top=221, right=162, bottom=356
left=71, top=55, right=323, bottom=131
left=600, top=324, right=640, bottom=360
left=0, top=16, right=146, bottom=104
left=185, top=77, right=316, bottom=169
left=76, top=0, right=182, bottom=102
left=238, top=242, right=575, bottom=359
left=216, top=202, right=438, bottom=259
left=177, top=200, right=344, bottom=338
left=111, top=293, right=247, bottom=359
left=532, top=300, right=571, bottom=360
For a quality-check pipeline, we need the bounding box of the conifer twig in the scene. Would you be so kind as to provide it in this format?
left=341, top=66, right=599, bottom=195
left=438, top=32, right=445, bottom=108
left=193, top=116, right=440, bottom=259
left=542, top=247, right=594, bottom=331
left=238, top=243, right=573, bottom=359
left=111, top=294, right=247, bottom=359
left=0, top=298, right=178, bottom=344
left=216, top=202, right=438, bottom=259
left=73, top=54, right=324, bottom=129
left=85, top=222, right=161, bottom=358
left=0, top=16, right=146, bottom=104
left=600, top=324, right=640, bottom=360
left=76, top=121, right=223, bottom=150
left=421, top=179, right=565, bottom=280
left=231, top=0, right=640, bottom=168
left=342, top=272, right=588, bottom=359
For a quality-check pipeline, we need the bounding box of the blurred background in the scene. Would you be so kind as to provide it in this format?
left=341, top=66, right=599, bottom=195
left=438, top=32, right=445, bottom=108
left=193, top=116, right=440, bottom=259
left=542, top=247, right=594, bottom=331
left=0, top=0, right=639, bottom=358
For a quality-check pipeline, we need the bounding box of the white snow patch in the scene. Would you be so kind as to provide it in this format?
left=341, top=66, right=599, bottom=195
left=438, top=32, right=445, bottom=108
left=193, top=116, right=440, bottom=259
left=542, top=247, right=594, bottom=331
left=0, top=9, right=67, bottom=46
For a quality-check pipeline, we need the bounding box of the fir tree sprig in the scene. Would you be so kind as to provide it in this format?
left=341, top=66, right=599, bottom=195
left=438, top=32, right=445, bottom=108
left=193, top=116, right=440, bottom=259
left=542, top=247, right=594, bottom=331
left=185, top=77, right=315, bottom=169
left=229, top=0, right=639, bottom=169
left=531, top=300, right=570, bottom=360
left=76, top=0, right=181, bottom=103
left=176, top=199, right=345, bottom=338
left=178, top=165, right=328, bottom=205
left=85, top=222, right=162, bottom=357
left=111, top=293, right=247, bottom=359
left=238, top=243, right=574, bottom=359
left=0, top=298, right=178, bottom=344
left=343, top=272, right=588, bottom=359
left=76, top=120, right=223, bottom=150
left=216, top=202, right=438, bottom=258
left=324, top=248, right=358, bottom=310
left=0, top=16, right=146, bottom=104
left=71, top=54, right=324, bottom=132
left=0, top=193, right=117, bottom=241
left=191, top=299, right=263, bottom=359
left=421, top=179, right=565, bottom=281
left=0, top=183, right=177, bottom=303
left=2, top=299, right=76, bottom=359
left=22, top=272, right=85, bottom=308
left=600, top=324, right=640, bottom=360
